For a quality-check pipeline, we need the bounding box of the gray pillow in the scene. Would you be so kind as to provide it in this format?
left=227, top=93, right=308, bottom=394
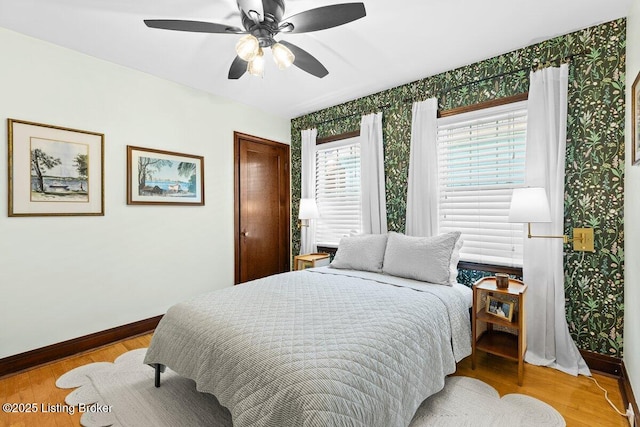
left=330, top=234, right=388, bottom=273
left=382, top=232, right=463, bottom=285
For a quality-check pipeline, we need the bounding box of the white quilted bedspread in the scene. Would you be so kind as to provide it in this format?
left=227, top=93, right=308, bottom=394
left=143, top=268, right=471, bottom=427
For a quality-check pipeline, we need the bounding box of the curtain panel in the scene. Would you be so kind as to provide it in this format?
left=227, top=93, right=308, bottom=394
left=406, top=98, right=439, bottom=237
left=360, top=113, right=388, bottom=234
left=300, top=128, right=318, bottom=254
left=523, top=64, right=590, bottom=376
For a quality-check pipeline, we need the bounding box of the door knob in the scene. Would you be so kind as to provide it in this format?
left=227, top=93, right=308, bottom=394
left=240, top=230, right=249, bottom=237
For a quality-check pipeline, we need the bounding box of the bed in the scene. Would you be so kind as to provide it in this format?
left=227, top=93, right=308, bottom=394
left=144, top=232, right=472, bottom=427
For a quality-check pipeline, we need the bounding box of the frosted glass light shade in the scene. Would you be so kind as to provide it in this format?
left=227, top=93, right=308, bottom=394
left=508, top=187, right=552, bottom=223
left=247, top=48, right=265, bottom=77
left=299, top=198, right=320, bottom=220
left=236, top=35, right=260, bottom=61
left=272, top=43, right=295, bottom=69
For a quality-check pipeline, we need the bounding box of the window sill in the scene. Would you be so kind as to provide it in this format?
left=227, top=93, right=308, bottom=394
left=457, top=261, right=522, bottom=277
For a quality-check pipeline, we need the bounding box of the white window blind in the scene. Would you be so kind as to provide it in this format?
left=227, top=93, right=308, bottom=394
left=315, top=137, right=362, bottom=246
left=437, top=101, right=527, bottom=267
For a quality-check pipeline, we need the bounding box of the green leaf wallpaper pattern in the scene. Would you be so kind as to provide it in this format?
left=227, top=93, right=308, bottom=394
left=290, top=19, right=626, bottom=357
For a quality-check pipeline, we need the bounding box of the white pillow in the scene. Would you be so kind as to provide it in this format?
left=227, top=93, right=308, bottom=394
left=382, top=231, right=463, bottom=285
left=330, top=234, right=388, bottom=273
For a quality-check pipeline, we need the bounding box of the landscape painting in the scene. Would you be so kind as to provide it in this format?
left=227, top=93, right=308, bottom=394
left=127, top=145, right=204, bottom=205
left=30, top=138, right=89, bottom=202
left=8, top=119, right=104, bottom=216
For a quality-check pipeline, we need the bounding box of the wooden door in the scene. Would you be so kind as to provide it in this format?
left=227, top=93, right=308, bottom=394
left=234, top=132, right=290, bottom=284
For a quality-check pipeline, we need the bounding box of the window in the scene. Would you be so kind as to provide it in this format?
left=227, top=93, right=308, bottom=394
left=437, top=100, right=527, bottom=267
left=314, top=137, right=362, bottom=246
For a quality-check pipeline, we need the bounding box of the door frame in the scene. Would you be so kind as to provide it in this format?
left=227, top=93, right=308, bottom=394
left=234, top=131, right=291, bottom=284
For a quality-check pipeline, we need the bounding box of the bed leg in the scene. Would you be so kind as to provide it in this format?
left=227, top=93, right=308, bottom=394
left=155, top=364, right=161, bottom=388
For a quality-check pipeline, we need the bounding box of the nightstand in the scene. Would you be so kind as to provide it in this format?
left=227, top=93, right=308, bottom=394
left=472, top=276, right=527, bottom=385
left=293, top=253, right=331, bottom=270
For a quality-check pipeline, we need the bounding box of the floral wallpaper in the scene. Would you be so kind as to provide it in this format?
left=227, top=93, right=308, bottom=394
left=291, top=20, right=626, bottom=357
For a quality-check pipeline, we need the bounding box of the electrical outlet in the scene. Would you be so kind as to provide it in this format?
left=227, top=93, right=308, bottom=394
left=627, top=404, right=636, bottom=427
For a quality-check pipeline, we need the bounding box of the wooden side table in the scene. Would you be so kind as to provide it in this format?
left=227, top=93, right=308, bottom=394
left=293, top=253, right=330, bottom=270
left=472, top=276, right=527, bottom=385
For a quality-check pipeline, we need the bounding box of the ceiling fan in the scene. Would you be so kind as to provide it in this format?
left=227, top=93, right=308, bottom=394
left=144, top=0, right=366, bottom=79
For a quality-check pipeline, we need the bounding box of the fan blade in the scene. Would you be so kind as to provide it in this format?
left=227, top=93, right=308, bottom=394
left=144, top=20, right=245, bottom=34
left=278, top=41, right=328, bottom=78
left=228, top=56, right=248, bottom=79
left=283, top=3, right=366, bottom=34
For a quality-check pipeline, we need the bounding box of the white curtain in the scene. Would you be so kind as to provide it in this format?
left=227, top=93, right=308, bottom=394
left=300, top=128, right=317, bottom=254
left=360, top=113, right=388, bottom=234
left=523, top=64, right=590, bottom=376
left=406, top=98, right=439, bottom=237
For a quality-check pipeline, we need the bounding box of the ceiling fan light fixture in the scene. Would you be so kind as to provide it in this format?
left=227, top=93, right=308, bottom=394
left=247, top=48, right=265, bottom=77
left=144, top=2, right=367, bottom=80
left=236, top=34, right=260, bottom=61
left=272, top=42, right=295, bottom=69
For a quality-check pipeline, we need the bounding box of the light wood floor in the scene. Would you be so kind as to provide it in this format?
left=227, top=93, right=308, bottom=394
left=0, top=333, right=630, bottom=427
left=457, top=351, right=629, bottom=427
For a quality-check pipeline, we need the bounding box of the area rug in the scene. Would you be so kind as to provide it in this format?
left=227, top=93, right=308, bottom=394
left=57, top=348, right=565, bottom=427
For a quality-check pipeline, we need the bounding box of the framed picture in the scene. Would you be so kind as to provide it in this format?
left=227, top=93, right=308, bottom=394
left=633, top=71, right=640, bottom=165
left=8, top=119, right=104, bottom=217
left=486, top=295, right=515, bottom=322
left=127, top=145, right=204, bottom=205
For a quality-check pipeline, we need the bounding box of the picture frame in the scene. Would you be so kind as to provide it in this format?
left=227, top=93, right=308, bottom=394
left=127, top=145, right=204, bottom=206
left=633, top=71, right=640, bottom=165
left=8, top=119, right=104, bottom=217
left=486, top=295, right=515, bottom=322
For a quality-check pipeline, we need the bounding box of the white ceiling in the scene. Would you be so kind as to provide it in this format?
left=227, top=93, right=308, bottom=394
left=0, top=0, right=632, bottom=119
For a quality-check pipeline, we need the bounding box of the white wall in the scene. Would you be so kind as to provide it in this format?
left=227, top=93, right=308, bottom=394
left=0, top=27, right=290, bottom=358
left=625, top=0, right=640, bottom=403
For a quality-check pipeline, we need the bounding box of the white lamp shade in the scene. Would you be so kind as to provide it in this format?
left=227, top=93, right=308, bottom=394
left=508, top=187, right=552, bottom=223
left=236, top=34, right=260, bottom=61
left=247, top=48, right=265, bottom=77
left=272, top=42, right=295, bottom=69
left=299, top=198, right=320, bottom=220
